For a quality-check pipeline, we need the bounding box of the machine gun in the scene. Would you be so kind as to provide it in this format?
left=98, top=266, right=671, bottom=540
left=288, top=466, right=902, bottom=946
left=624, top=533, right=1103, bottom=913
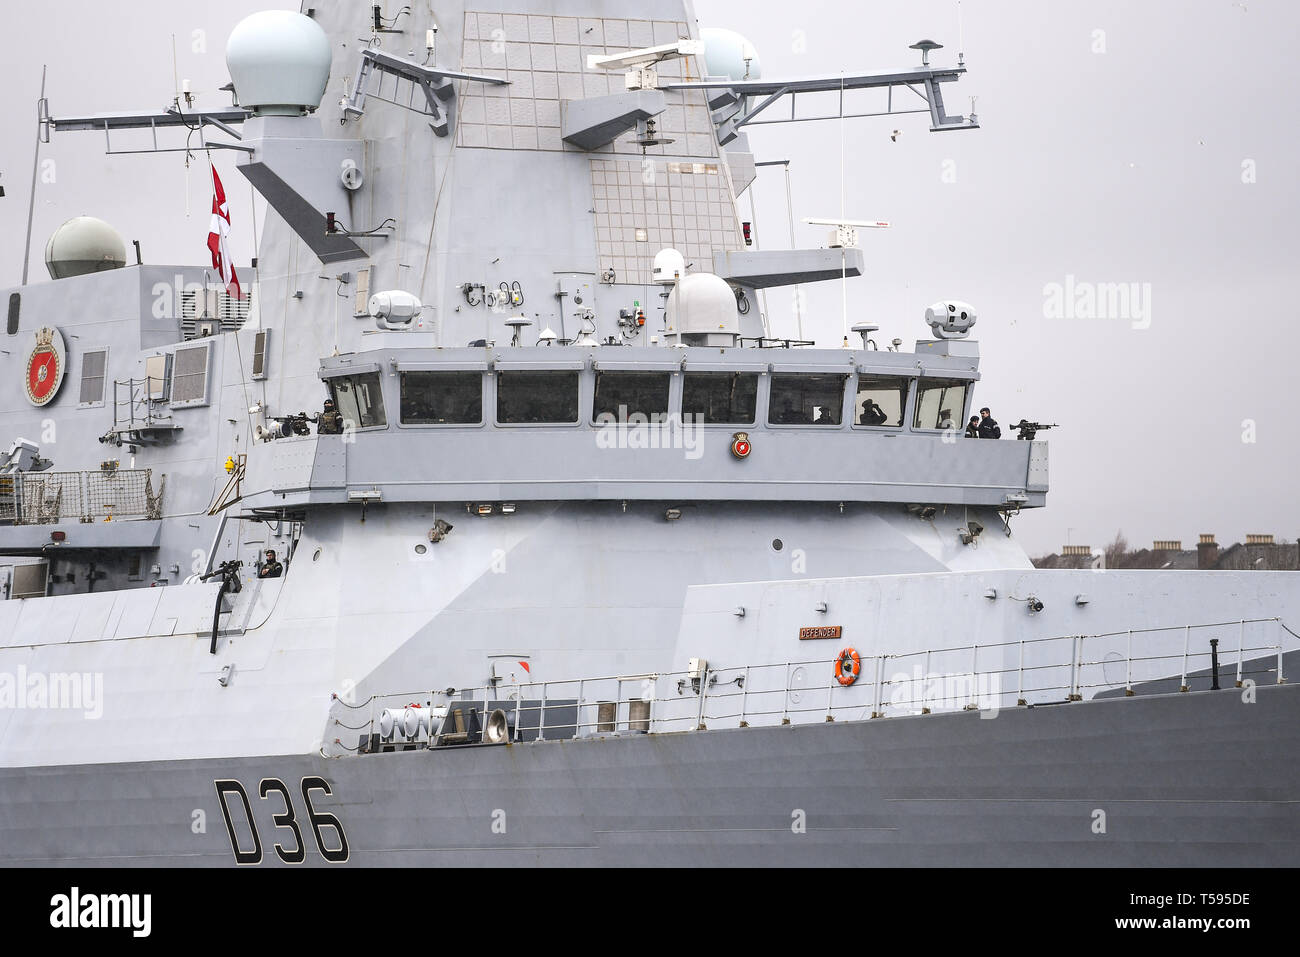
left=199, top=560, right=243, bottom=654
left=267, top=412, right=315, bottom=439
left=1013, top=420, right=1058, bottom=441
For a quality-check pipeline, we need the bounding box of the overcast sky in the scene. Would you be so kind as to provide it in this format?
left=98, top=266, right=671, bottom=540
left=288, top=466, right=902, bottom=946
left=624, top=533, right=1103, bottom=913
left=2, top=0, right=1296, bottom=555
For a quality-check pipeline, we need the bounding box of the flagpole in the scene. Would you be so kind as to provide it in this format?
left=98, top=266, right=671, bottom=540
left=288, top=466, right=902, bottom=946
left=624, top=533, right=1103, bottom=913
left=21, top=65, right=47, bottom=287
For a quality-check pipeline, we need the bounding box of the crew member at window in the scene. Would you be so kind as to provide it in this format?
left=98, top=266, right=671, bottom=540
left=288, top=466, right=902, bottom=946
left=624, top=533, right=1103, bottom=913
left=965, top=416, right=981, bottom=438
left=860, top=398, right=888, bottom=426
left=258, top=549, right=283, bottom=579
left=977, top=407, right=1001, bottom=439
left=317, top=398, right=344, bottom=434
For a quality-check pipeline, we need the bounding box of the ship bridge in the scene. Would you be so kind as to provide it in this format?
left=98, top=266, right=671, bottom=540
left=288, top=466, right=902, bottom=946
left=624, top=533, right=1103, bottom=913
left=237, top=340, right=1046, bottom=514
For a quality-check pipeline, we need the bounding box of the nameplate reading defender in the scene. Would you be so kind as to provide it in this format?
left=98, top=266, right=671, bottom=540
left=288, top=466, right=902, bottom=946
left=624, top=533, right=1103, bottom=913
left=799, top=626, right=843, bottom=640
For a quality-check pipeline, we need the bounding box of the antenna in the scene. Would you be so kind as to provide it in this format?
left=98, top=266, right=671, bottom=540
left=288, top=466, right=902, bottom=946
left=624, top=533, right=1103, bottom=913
left=909, top=39, right=943, bottom=67
left=957, top=0, right=966, bottom=67
left=20, top=65, right=47, bottom=286
left=587, top=40, right=704, bottom=92
left=171, top=34, right=180, bottom=103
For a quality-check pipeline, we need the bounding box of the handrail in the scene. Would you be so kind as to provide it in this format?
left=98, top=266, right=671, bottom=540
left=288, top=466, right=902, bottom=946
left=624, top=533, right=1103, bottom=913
left=5, top=468, right=163, bottom=525
left=327, top=617, right=1294, bottom=755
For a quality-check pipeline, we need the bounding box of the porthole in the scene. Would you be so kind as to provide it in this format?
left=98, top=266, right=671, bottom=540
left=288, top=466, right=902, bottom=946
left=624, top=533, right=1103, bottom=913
left=414, top=543, right=428, bottom=555
left=772, top=538, right=784, bottom=551
left=312, top=547, right=323, bottom=563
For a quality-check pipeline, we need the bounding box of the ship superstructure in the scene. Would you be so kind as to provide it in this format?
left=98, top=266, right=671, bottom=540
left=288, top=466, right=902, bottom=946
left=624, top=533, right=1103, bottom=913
left=1, top=2, right=1296, bottom=867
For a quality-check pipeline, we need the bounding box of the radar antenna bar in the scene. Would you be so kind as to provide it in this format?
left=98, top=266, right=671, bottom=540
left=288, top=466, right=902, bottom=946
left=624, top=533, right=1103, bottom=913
left=342, top=48, right=509, bottom=135
left=662, top=64, right=978, bottom=143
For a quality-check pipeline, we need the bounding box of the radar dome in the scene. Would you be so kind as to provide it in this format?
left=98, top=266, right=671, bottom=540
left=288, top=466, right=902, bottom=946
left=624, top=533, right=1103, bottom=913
left=701, top=28, right=761, bottom=82
left=666, top=272, right=741, bottom=346
left=226, top=11, right=332, bottom=115
left=44, top=216, right=127, bottom=280
left=652, top=248, right=686, bottom=285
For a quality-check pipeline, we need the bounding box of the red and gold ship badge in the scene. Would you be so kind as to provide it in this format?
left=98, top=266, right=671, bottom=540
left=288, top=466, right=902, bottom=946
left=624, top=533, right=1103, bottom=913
left=731, top=432, right=751, bottom=459
left=24, top=326, right=66, bottom=407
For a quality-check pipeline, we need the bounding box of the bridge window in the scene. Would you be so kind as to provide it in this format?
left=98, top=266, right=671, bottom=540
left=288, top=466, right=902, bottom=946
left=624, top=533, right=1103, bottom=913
left=913, top=378, right=969, bottom=431
left=592, top=372, right=671, bottom=423
left=497, top=371, right=580, bottom=424
left=331, top=372, right=387, bottom=429
left=400, top=372, right=483, bottom=424
left=855, top=375, right=908, bottom=428
left=682, top=372, right=758, bottom=425
left=768, top=374, right=846, bottom=426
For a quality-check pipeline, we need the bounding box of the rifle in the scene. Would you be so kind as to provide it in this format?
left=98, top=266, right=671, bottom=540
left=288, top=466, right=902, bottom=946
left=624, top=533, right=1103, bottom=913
left=1013, top=420, right=1059, bottom=441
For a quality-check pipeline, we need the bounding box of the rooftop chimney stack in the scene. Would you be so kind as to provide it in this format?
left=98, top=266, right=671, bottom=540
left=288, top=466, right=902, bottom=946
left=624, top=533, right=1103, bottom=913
left=1198, top=534, right=1218, bottom=570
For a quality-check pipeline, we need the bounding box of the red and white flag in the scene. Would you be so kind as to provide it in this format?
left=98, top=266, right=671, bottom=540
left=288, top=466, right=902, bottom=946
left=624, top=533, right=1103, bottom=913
left=206, top=165, right=242, bottom=299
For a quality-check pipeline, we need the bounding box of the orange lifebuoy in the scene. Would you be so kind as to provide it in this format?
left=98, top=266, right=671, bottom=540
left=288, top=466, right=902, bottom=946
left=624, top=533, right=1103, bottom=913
left=834, top=647, right=861, bottom=686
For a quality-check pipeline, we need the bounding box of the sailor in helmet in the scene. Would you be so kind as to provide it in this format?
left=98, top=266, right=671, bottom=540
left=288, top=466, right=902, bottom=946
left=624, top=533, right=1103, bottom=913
left=317, top=398, right=344, bottom=434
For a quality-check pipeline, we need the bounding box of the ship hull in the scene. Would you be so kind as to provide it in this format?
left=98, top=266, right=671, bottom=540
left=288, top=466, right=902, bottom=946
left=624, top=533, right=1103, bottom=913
left=3, top=683, right=1296, bottom=867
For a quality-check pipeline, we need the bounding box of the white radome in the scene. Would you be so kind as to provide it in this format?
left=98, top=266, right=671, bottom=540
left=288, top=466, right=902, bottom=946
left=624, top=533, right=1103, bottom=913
left=701, top=27, right=761, bottom=82
left=226, top=11, right=332, bottom=115
left=666, top=272, right=740, bottom=337
left=44, top=216, right=127, bottom=280
left=652, top=248, right=687, bottom=285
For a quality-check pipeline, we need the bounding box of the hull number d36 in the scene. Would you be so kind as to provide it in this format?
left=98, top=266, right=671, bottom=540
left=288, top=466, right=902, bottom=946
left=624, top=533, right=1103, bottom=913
left=214, top=776, right=349, bottom=865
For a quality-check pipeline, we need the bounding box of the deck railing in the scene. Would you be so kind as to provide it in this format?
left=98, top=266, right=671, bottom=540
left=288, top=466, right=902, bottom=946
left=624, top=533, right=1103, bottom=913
left=0, top=468, right=164, bottom=525
left=328, top=617, right=1293, bottom=754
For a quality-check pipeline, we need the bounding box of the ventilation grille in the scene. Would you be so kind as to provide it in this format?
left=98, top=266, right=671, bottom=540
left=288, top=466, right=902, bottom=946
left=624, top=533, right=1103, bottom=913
left=171, top=344, right=210, bottom=405
left=252, top=329, right=269, bottom=380
left=628, top=699, right=650, bottom=732
left=11, top=562, right=48, bottom=599
left=596, top=702, right=616, bottom=733
left=79, top=349, right=107, bottom=404
left=181, top=287, right=252, bottom=339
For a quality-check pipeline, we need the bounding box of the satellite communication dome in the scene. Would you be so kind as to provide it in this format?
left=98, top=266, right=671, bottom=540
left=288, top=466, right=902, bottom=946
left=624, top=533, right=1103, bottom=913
left=226, top=11, right=332, bottom=115
left=652, top=248, right=686, bottom=285
left=666, top=272, right=740, bottom=342
left=701, top=27, right=761, bottom=82
left=44, top=216, right=127, bottom=280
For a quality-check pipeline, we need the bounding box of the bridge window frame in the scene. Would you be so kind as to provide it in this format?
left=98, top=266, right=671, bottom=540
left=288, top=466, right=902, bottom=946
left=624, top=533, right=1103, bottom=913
left=912, top=377, right=971, bottom=432
left=398, top=371, right=485, bottom=427
left=329, top=371, right=388, bottom=431
left=591, top=371, right=672, bottom=425
left=767, top=373, right=849, bottom=428
left=681, top=371, right=760, bottom=426
left=495, top=369, right=582, bottom=426
left=852, top=374, right=910, bottom=430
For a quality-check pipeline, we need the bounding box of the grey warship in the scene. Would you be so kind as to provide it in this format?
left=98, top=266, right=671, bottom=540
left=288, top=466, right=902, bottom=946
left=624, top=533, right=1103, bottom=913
left=1, top=1, right=1298, bottom=868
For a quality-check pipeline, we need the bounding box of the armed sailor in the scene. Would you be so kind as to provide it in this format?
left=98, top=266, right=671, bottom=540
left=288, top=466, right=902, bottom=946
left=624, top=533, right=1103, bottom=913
left=258, top=549, right=283, bottom=579
left=317, top=398, right=344, bottom=434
